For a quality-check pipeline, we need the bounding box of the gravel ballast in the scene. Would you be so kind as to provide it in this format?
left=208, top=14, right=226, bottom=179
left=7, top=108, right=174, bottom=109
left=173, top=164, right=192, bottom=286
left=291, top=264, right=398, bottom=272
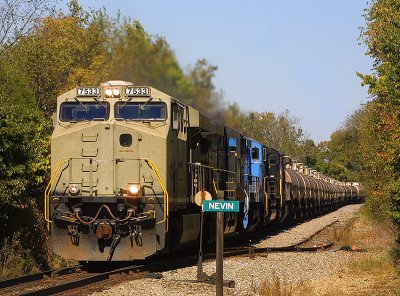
left=90, top=204, right=363, bottom=296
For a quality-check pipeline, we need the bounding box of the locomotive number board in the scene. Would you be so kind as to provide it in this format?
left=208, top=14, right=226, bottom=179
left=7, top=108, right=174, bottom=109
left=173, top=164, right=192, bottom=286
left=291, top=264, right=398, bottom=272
left=125, top=87, right=151, bottom=97
left=77, top=87, right=100, bottom=97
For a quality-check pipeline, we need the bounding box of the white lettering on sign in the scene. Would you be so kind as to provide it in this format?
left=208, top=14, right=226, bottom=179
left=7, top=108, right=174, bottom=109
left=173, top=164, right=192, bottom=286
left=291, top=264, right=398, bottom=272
left=203, top=200, right=239, bottom=212
left=207, top=202, right=234, bottom=210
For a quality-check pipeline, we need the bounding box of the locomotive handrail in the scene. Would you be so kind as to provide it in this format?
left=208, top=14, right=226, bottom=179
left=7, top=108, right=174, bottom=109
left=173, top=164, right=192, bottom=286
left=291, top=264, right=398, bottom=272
left=212, top=179, right=218, bottom=195
left=44, top=158, right=69, bottom=228
left=280, top=170, right=283, bottom=207
left=140, top=158, right=169, bottom=232
left=188, top=162, right=237, bottom=201
left=187, top=162, right=237, bottom=175
left=264, top=176, right=268, bottom=213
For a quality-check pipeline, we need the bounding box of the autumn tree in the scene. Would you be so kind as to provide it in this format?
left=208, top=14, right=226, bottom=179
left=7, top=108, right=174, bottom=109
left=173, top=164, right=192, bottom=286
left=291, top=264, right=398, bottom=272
left=4, top=1, right=112, bottom=112
left=359, top=0, right=400, bottom=225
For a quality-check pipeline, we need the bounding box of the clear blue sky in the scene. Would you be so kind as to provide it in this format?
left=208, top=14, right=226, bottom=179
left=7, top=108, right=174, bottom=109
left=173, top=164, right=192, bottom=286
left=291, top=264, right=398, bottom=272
left=62, top=1, right=372, bottom=143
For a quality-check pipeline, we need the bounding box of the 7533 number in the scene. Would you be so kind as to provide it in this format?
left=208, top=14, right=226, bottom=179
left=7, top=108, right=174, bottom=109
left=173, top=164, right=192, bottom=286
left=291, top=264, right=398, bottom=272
left=77, top=87, right=99, bottom=97
left=125, top=87, right=151, bottom=96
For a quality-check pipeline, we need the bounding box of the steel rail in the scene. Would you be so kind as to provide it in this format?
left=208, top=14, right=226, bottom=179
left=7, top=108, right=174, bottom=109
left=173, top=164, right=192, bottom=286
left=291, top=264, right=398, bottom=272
left=0, top=265, right=81, bottom=289
left=219, top=242, right=335, bottom=259
left=17, top=264, right=146, bottom=296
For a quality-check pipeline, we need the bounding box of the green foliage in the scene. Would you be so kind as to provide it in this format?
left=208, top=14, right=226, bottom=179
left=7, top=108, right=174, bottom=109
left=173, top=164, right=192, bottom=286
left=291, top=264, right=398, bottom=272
left=0, top=232, right=39, bottom=280
left=242, top=110, right=306, bottom=159
left=0, top=59, right=51, bottom=273
left=315, top=109, right=365, bottom=181
left=0, top=62, right=50, bottom=206
left=300, top=139, right=319, bottom=168
left=358, top=0, right=400, bottom=228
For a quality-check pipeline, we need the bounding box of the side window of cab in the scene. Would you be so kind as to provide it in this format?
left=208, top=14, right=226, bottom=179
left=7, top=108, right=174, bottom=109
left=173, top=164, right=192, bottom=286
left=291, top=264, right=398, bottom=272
left=172, top=103, right=186, bottom=133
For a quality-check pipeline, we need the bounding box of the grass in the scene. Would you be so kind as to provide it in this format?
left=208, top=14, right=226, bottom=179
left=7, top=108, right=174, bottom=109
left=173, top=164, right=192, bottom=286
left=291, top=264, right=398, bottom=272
left=252, top=273, right=293, bottom=296
left=0, top=233, right=40, bottom=280
left=0, top=232, right=72, bottom=280
left=252, top=273, right=318, bottom=296
left=350, top=251, right=397, bottom=274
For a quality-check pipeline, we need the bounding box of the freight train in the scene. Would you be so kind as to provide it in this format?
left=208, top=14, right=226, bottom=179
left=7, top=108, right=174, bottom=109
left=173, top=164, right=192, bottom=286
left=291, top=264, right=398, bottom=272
left=45, top=81, right=364, bottom=261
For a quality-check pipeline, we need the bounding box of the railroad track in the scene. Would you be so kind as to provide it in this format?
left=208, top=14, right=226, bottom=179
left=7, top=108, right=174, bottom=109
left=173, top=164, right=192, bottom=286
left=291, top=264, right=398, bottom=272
left=0, top=218, right=352, bottom=296
left=0, top=264, right=147, bottom=296
left=0, top=243, right=334, bottom=296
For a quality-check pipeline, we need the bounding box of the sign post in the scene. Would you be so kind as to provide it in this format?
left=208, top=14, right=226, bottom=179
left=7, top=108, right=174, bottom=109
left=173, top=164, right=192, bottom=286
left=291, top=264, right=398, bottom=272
left=195, top=191, right=212, bottom=281
left=197, top=209, right=204, bottom=279
left=203, top=200, right=239, bottom=296
left=216, top=210, right=224, bottom=296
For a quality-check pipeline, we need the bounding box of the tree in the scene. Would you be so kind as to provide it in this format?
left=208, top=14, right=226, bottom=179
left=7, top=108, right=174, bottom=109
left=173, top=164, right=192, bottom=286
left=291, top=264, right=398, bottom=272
left=242, top=110, right=306, bottom=158
left=0, top=60, right=51, bottom=271
left=0, top=0, right=51, bottom=56
left=185, top=59, right=223, bottom=113
left=4, top=4, right=112, bottom=112
left=358, top=0, right=400, bottom=225
left=315, top=109, right=365, bottom=181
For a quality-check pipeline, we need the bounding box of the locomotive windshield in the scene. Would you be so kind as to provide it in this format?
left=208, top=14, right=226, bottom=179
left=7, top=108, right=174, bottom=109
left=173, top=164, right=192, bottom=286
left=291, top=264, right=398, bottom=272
left=59, top=102, right=109, bottom=122
left=115, top=102, right=167, bottom=121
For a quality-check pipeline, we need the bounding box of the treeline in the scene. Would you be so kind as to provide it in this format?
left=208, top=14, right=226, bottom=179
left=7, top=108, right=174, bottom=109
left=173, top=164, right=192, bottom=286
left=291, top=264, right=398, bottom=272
left=358, top=0, right=400, bottom=227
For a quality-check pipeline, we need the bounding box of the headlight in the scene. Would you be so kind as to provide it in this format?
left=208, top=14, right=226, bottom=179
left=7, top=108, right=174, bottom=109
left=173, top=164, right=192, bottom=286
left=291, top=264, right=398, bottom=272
left=105, top=88, right=121, bottom=98
left=128, top=184, right=141, bottom=195
left=112, top=88, right=120, bottom=96
left=105, top=89, right=113, bottom=97
left=69, top=184, right=80, bottom=195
